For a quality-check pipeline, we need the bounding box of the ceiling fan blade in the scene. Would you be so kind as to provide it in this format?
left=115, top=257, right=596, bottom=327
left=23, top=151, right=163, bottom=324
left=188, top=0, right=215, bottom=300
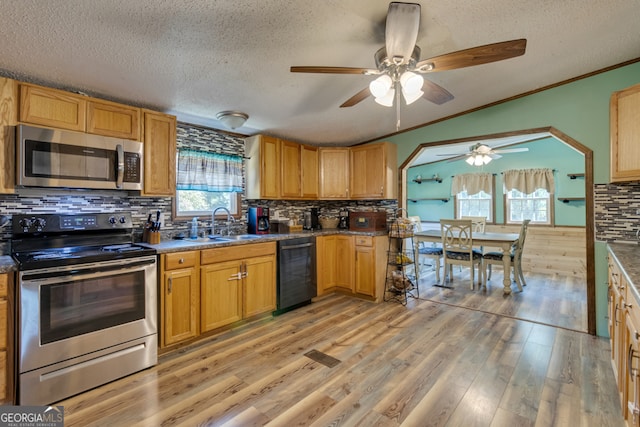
left=415, top=39, right=527, bottom=72
left=422, top=79, right=454, bottom=105
left=340, top=87, right=371, bottom=108
left=385, top=2, right=421, bottom=64
left=493, top=147, right=529, bottom=153
left=290, top=66, right=378, bottom=75
left=488, top=153, right=502, bottom=160
left=446, top=154, right=470, bottom=162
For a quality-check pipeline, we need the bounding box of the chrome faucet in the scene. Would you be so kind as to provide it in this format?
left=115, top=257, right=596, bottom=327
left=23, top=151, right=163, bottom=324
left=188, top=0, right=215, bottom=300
left=212, top=207, right=235, bottom=236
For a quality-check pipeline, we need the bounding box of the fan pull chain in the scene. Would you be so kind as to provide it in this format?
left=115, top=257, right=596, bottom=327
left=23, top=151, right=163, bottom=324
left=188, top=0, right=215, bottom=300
left=395, top=83, right=401, bottom=131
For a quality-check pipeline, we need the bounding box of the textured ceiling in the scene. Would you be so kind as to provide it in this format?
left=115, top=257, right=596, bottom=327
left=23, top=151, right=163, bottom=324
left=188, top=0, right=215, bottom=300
left=1, top=1, right=639, bottom=146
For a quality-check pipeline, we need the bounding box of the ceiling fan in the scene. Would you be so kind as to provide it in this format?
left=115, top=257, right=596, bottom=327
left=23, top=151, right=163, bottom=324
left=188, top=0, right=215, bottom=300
left=291, top=2, right=526, bottom=123
left=438, top=143, right=529, bottom=165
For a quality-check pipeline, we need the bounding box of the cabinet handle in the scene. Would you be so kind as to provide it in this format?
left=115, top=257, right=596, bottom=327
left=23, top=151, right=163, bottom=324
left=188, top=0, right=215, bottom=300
left=615, top=303, right=620, bottom=326
left=168, top=277, right=172, bottom=293
left=626, top=303, right=634, bottom=309
left=179, top=258, right=185, bottom=264
left=228, top=272, right=241, bottom=281
left=241, top=262, right=248, bottom=278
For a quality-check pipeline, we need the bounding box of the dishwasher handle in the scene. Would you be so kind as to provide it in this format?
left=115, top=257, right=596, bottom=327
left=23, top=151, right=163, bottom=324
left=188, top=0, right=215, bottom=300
left=281, top=242, right=313, bottom=251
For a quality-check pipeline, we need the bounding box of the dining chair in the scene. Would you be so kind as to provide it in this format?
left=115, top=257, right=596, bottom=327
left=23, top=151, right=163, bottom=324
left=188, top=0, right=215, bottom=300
left=483, top=219, right=531, bottom=291
left=440, top=219, right=483, bottom=289
left=460, top=215, right=488, bottom=257
left=408, top=216, right=443, bottom=282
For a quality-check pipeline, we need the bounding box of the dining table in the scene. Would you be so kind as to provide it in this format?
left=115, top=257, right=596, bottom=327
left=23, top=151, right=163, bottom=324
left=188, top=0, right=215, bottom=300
left=414, top=229, right=520, bottom=295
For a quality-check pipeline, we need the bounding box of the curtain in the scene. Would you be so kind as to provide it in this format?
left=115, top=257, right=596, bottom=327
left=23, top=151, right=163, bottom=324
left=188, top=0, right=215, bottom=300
left=451, top=172, right=492, bottom=195
left=176, top=149, right=243, bottom=192
left=503, top=168, right=554, bottom=193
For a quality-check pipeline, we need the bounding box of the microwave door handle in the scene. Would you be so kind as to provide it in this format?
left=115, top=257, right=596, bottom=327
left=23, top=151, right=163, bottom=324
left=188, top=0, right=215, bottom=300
left=116, top=144, right=124, bottom=188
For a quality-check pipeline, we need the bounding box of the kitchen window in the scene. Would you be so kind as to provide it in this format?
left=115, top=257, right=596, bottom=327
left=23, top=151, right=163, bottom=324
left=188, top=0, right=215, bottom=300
left=174, top=149, right=243, bottom=219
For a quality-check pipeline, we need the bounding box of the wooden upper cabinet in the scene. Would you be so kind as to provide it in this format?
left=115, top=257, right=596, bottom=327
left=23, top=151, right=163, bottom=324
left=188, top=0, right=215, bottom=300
left=319, top=147, right=350, bottom=199
left=245, top=134, right=281, bottom=199
left=301, top=144, right=319, bottom=199
left=19, top=83, right=86, bottom=132
left=280, top=139, right=302, bottom=198
left=0, top=78, right=17, bottom=194
left=350, top=142, right=397, bottom=199
left=611, top=83, right=640, bottom=182
left=87, top=99, right=140, bottom=140
left=142, top=110, right=176, bottom=196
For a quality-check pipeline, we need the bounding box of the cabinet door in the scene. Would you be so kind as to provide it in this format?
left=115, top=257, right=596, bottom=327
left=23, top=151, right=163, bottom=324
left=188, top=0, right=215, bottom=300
left=200, top=261, right=243, bottom=332
left=355, top=245, right=376, bottom=296
left=164, top=268, right=199, bottom=346
left=244, top=255, right=276, bottom=318
left=281, top=139, right=302, bottom=198
left=335, top=235, right=354, bottom=290
left=319, top=148, right=350, bottom=199
left=0, top=78, right=17, bottom=194
left=350, top=144, right=385, bottom=198
left=626, top=310, right=640, bottom=426
left=20, top=84, right=86, bottom=131
left=611, top=83, right=640, bottom=182
left=143, top=110, right=176, bottom=196
left=301, top=145, right=319, bottom=199
left=87, top=100, right=140, bottom=140
left=245, top=135, right=281, bottom=199
left=316, top=235, right=337, bottom=293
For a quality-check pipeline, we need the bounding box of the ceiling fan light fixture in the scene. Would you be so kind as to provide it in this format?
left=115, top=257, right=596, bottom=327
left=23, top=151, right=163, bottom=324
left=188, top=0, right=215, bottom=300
left=375, top=88, right=395, bottom=107
left=216, top=111, right=249, bottom=130
left=369, top=75, right=392, bottom=98
left=402, top=87, right=423, bottom=105
left=400, top=71, right=423, bottom=93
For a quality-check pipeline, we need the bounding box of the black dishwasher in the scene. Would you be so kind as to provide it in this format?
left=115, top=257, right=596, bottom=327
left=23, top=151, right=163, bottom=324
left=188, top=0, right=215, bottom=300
left=276, top=236, right=317, bottom=314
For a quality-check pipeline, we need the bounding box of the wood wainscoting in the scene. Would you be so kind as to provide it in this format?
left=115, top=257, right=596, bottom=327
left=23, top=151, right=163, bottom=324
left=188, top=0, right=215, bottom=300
left=485, top=224, right=586, bottom=280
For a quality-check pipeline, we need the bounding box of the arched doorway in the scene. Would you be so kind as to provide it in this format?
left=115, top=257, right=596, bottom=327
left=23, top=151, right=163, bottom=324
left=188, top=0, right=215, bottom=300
left=398, top=126, right=595, bottom=334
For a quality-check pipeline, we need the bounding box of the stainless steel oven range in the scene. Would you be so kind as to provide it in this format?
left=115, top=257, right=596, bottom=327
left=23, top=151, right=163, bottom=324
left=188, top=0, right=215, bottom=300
left=11, top=212, right=158, bottom=405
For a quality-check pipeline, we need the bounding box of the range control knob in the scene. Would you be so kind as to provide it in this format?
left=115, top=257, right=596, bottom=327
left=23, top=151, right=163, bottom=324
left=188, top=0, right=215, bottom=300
left=119, top=216, right=127, bottom=224
left=19, top=218, right=32, bottom=229
left=108, top=216, right=117, bottom=225
left=32, top=218, right=46, bottom=231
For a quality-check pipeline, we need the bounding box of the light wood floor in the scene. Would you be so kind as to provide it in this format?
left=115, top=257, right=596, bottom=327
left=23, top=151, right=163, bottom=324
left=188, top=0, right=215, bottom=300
left=417, top=264, right=588, bottom=332
left=59, top=278, right=620, bottom=426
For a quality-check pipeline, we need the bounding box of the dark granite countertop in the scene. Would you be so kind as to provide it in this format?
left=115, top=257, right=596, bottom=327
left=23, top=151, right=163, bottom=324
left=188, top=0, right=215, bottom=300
left=0, top=255, right=15, bottom=273
left=0, top=230, right=389, bottom=270
left=608, top=242, right=640, bottom=304
left=140, top=230, right=388, bottom=254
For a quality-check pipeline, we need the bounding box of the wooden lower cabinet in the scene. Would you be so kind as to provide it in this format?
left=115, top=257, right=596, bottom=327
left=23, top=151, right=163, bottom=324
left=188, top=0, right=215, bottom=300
left=608, top=250, right=640, bottom=424
left=354, top=235, right=387, bottom=300
left=161, top=251, right=200, bottom=347
left=160, top=243, right=276, bottom=349
left=200, top=260, right=243, bottom=332
left=317, top=235, right=354, bottom=294
left=0, top=273, right=12, bottom=404
left=317, top=234, right=387, bottom=301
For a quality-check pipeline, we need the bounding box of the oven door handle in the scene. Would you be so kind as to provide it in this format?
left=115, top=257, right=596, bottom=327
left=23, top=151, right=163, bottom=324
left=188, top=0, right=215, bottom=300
left=21, top=258, right=156, bottom=282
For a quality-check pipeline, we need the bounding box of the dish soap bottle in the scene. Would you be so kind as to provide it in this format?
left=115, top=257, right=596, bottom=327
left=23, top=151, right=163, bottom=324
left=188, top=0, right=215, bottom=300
left=190, top=217, right=198, bottom=239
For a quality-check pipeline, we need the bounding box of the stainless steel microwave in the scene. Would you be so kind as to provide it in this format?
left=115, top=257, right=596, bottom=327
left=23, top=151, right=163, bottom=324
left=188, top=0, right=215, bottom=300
left=17, top=124, right=143, bottom=191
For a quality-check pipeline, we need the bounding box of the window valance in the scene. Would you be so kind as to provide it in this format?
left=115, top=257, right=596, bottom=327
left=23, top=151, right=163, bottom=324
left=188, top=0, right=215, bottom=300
left=503, top=168, right=554, bottom=193
left=176, top=149, right=243, bottom=192
left=451, top=173, right=493, bottom=196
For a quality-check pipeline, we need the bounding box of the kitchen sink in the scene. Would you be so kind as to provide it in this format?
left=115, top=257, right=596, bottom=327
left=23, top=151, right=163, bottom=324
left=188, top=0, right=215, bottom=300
left=208, top=234, right=262, bottom=241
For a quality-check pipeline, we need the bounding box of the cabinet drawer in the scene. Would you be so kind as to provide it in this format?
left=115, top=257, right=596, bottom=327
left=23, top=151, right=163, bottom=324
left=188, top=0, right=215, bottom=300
left=201, top=242, right=276, bottom=265
left=164, top=251, right=198, bottom=270
left=354, top=236, right=373, bottom=247
left=0, top=274, right=7, bottom=298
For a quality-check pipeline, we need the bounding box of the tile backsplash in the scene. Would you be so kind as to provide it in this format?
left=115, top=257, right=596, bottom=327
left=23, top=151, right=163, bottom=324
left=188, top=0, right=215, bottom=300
left=595, top=182, right=640, bottom=242
left=0, top=123, right=396, bottom=255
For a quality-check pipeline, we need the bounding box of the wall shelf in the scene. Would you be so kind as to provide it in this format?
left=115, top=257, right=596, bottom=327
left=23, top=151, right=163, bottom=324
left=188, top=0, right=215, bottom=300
left=558, top=197, right=585, bottom=203
left=567, top=173, right=585, bottom=179
left=413, top=174, right=442, bottom=184
left=408, top=198, right=450, bottom=203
